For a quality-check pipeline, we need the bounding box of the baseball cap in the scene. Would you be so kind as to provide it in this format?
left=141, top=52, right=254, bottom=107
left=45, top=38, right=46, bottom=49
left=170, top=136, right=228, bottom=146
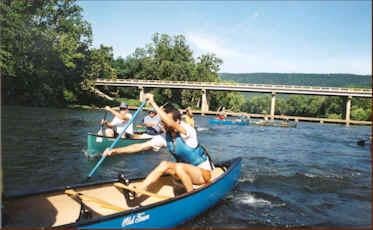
left=119, top=102, right=128, bottom=109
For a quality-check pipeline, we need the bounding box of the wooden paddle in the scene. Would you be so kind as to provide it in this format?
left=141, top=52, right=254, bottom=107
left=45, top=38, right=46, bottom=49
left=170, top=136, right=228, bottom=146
left=113, top=182, right=171, bottom=200
left=87, top=100, right=148, bottom=179
left=65, top=189, right=125, bottom=212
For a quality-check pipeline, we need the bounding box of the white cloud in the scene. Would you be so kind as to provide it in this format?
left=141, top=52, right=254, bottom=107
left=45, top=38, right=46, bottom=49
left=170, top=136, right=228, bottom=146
left=187, top=32, right=370, bottom=74
left=186, top=32, right=243, bottom=59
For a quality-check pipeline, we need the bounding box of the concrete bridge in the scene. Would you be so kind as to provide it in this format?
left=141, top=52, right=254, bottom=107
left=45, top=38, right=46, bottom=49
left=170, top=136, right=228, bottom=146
left=94, top=78, right=372, bottom=126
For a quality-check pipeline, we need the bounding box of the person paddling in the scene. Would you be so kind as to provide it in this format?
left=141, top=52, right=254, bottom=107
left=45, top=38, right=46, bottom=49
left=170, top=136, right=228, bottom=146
left=182, top=107, right=195, bottom=128
left=143, top=109, right=162, bottom=135
left=104, top=93, right=214, bottom=193
left=216, top=107, right=226, bottom=120
left=100, top=102, right=134, bottom=138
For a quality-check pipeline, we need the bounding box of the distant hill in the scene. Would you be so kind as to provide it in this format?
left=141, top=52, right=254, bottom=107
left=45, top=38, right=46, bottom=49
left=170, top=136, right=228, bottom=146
left=219, top=73, right=372, bottom=88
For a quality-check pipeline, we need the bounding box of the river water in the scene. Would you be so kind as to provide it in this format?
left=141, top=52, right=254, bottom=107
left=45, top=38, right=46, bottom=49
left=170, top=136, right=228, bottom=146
left=2, top=106, right=371, bottom=227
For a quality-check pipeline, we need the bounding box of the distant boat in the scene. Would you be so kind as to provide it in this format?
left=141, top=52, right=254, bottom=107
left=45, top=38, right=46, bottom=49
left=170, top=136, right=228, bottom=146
left=357, top=136, right=372, bottom=146
left=252, top=120, right=297, bottom=128
left=196, top=127, right=209, bottom=132
left=2, top=157, right=241, bottom=228
left=208, top=119, right=249, bottom=126
left=86, top=133, right=152, bottom=157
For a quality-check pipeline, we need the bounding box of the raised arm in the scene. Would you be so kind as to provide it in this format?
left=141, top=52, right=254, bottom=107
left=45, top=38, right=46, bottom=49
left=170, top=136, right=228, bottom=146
left=105, top=106, right=131, bottom=121
left=144, top=94, right=187, bottom=135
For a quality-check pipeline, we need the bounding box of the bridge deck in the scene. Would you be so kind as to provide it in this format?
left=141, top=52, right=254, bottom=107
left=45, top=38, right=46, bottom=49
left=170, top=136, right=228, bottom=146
left=95, top=78, right=371, bottom=97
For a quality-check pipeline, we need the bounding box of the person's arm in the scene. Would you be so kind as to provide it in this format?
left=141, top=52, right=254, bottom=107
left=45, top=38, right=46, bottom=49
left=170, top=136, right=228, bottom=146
left=144, top=94, right=187, bottom=135
left=103, top=120, right=113, bottom=128
left=105, top=106, right=131, bottom=121
left=103, top=134, right=166, bottom=156
left=103, top=142, right=153, bottom=156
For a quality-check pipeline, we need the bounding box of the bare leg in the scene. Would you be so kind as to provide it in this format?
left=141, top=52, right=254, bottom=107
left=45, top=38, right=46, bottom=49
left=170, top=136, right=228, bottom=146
left=138, top=161, right=211, bottom=193
left=138, top=161, right=176, bottom=191
left=175, top=164, right=194, bottom=192
left=176, top=163, right=211, bottom=188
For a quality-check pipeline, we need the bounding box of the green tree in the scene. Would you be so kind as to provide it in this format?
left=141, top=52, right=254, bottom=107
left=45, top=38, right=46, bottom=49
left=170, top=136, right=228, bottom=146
left=1, top=0, right=92, bottom=106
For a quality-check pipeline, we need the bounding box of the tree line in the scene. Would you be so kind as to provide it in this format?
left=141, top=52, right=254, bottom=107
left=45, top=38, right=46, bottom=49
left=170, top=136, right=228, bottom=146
left=1, top=0, right=370, bottom=121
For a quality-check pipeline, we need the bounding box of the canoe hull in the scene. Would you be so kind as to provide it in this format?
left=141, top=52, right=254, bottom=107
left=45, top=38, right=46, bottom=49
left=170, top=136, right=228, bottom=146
left=3, top=158, right=241, bottom=228
left=208, top=119, right=249, bottom=126
left=87, top=133, right=150, bottom=156
left=80, top=158, right=241, bottom=228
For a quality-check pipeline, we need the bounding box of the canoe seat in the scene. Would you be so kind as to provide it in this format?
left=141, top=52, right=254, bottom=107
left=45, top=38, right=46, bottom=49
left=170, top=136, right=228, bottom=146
left=75, top=185, right=130, bottom=216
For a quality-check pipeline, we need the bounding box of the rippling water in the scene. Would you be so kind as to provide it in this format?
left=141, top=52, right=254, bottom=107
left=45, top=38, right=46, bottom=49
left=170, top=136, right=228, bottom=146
left=2, top=106, right=371, bottom=227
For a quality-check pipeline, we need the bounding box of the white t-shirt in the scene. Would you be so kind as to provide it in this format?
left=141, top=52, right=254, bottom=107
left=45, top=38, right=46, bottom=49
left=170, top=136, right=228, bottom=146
left=143, top=122, right=198, bottom=152
left=179, top=121, right=198, bottom=148
left=148, top=134, right=167, bottom=151
left=110, top=113, right=133, bottom=134
left=143, top=115, right=161, bottom=132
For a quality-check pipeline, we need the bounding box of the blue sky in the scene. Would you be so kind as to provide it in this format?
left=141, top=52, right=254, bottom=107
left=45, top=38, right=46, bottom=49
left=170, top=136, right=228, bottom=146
left=78, top=1, right=371, bottom=74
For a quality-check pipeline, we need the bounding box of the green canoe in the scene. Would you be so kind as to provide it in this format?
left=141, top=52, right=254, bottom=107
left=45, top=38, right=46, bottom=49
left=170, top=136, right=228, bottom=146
left=86, top=133, right=152, bottom=157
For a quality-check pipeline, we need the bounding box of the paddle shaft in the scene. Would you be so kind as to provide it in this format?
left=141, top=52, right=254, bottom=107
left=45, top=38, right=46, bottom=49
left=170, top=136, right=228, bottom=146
left=98, top=111, right=108, bottom=133
left=87, top=101, right=147, bottom=178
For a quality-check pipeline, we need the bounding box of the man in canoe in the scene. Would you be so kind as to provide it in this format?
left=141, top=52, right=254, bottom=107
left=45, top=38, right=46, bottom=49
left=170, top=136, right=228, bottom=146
left=143, top=109, right=162, bottom=135
left=101, top=102, right=134, bottom=138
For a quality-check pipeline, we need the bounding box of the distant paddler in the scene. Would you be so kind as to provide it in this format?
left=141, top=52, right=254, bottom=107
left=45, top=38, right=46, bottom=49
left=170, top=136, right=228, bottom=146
left=143, top=109, right=162, bottom=135
left=100, top=102, right=134, bottom=138
left=182, top=107, right=195, bottom=128
left=216, top=106, right=227, bottom=120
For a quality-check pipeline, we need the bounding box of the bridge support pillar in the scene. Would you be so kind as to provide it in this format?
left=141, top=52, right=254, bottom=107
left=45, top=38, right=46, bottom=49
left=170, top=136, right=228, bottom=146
left=270, top=92, right=276, bottom=120
left=139, top=87, right=145, bottom=102
left=201, top=89, right=209, bottom=115
left=345, top=96, right=352, bottom=126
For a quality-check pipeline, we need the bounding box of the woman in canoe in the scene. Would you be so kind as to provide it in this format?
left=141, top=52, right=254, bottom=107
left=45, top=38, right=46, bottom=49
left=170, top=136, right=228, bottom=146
left=104, top=93, right=214, bottom=192
left=182, top=107, right=195, bottom=128
left=100, top=102, right=134, bottom=137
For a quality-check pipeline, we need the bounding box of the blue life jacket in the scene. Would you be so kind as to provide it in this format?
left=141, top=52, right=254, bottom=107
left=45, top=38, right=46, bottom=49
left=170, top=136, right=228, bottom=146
left=166, top=132, right=207, bottom=166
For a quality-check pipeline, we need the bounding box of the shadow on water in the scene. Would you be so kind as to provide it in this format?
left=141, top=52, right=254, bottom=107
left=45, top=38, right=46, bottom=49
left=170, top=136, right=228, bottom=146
left=2, top=106, right=371, bottom=227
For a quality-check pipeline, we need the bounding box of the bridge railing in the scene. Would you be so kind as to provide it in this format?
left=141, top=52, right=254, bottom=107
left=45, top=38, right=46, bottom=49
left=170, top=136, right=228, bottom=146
left=95, top=78, right=371, bottom=94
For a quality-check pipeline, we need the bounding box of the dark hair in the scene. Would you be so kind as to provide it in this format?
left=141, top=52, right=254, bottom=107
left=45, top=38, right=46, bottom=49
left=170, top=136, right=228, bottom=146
left=163, top=104, right=182, bottom=121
